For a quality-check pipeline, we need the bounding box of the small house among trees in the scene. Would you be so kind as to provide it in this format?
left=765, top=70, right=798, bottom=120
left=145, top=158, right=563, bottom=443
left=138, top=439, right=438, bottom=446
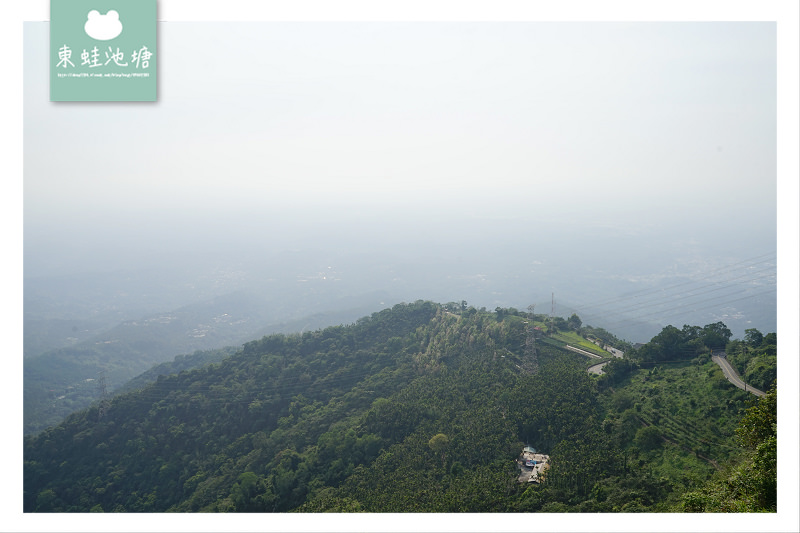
left=518, top=446, right=549, bottom=483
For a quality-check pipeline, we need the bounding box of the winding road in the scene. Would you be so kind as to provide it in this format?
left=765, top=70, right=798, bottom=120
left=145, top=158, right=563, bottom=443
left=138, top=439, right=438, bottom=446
left=573, top=343, right=624, bottom=375
left=587, top=361, right=608, bottom=375
left=712, top=352, right=765, bottom=397
left=586, top=349, right=765, bottom=397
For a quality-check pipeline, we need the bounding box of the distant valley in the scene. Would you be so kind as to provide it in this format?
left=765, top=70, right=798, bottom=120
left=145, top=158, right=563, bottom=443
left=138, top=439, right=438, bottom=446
left=23, top=236, right=776, bottom=435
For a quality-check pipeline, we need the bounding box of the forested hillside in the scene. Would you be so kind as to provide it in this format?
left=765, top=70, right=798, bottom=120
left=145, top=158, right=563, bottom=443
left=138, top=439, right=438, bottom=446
left=24, top=302, right=777, bottom=513
left=23, top=292, right=384, bottom=435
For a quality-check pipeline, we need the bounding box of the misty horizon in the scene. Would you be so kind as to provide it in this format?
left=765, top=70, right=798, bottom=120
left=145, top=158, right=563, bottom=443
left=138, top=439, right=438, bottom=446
left=24, top=21, right=779, bottom=347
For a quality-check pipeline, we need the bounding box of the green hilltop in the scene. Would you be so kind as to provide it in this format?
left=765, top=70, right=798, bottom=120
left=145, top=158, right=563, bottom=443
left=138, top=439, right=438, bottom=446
left=24, top=301, right=777, bottom=513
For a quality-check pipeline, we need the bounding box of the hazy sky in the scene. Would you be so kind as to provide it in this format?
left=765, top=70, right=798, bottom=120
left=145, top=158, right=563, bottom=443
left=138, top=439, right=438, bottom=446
left=24, top=21, right=777, bottom=257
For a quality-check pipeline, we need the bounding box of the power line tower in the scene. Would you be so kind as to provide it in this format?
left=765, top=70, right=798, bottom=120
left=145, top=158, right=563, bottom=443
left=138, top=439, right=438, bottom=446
left=525, top=304, right=539, bottom=374
left=97, top=370, right=110, bottom=421
left=549, top=292, right=555, bottom=335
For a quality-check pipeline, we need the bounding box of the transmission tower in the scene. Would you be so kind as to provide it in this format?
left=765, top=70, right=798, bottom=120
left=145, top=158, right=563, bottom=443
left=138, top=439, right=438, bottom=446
left=525, top=304, right=539, bottom=374
left=97, top=370, right=110, bottom=421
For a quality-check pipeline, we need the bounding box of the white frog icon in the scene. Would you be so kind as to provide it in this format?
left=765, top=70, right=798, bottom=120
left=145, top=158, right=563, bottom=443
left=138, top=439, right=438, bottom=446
left=84, top=10, right=123, bottom=41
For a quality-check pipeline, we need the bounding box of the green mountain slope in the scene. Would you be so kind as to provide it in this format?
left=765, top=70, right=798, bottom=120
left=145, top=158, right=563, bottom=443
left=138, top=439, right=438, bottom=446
left=23, top=291, right=389, bottom=435
left=23, top=302, right=776, bottom=513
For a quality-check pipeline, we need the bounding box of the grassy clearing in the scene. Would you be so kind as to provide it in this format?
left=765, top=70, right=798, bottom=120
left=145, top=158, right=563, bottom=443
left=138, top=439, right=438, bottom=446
left=551, top=330, right=610, bottom=356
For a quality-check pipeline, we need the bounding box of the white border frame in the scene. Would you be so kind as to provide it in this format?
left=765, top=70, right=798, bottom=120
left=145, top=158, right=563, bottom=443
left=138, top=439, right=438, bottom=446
left=5, top=2, right=798, bottom=532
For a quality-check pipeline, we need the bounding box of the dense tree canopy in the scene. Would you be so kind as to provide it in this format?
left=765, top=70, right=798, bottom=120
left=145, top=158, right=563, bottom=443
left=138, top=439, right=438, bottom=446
left=24, top=303, right=777, bottom=514
left=629, top=321, right=739, bottom=364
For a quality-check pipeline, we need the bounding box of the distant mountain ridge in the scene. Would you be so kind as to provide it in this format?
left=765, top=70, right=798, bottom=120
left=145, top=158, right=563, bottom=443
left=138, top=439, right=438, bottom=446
left=23, top=289, right=393, bottom=435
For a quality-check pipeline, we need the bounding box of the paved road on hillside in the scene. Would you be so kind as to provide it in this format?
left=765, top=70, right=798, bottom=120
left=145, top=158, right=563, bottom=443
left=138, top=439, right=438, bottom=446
left=604, top=346, right=624, bottom=358
left=587, top=361, right=608, bottom=375
left=712, top=352, right=765, bottom=397
left=579, top=344, right=624, bottom=375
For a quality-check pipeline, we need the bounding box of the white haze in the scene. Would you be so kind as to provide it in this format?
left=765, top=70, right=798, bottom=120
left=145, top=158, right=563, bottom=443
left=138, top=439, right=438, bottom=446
left=24, top=21, right=777, bottom=343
